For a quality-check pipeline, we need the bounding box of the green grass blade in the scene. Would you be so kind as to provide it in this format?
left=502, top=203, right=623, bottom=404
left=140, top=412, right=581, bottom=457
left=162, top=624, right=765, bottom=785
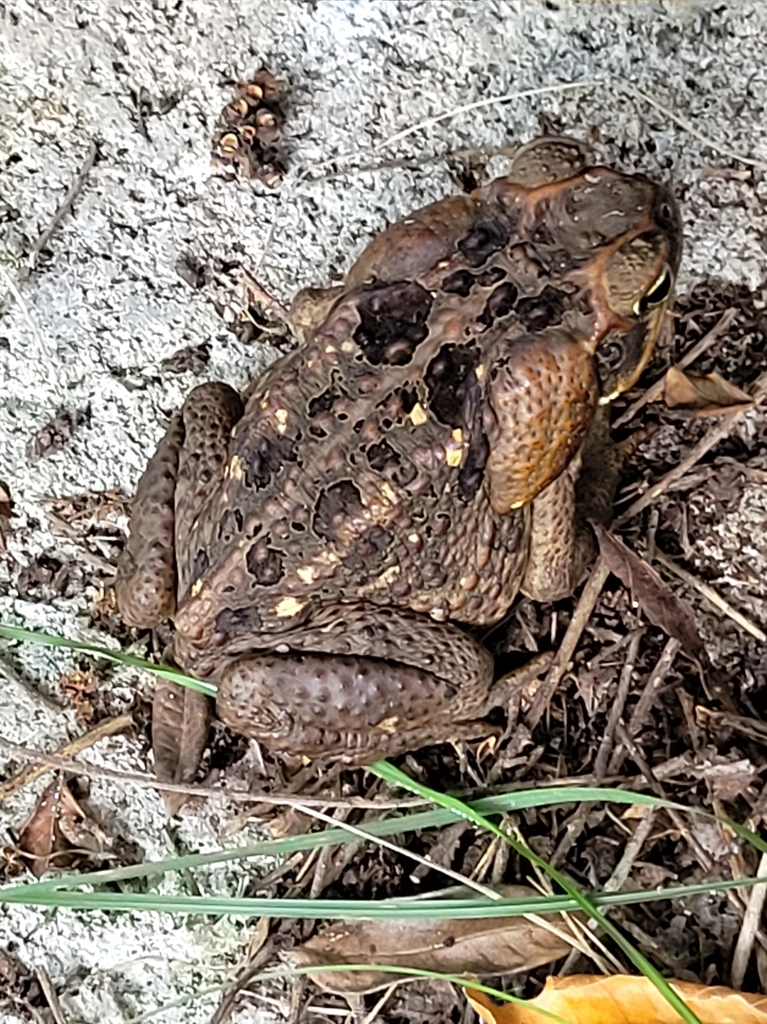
left=0, top=623, right=216, bottom=696
left=370, top=760, right=703, bottom=1024
left=3, top=875, right=767, bottom=917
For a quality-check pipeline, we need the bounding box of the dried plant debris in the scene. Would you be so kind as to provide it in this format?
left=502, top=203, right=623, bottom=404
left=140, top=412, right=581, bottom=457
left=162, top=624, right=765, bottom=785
left=212, top=70, right=287, bottom=187
left=469, top=973, right=767, bottom=1024
left=152, top=680, right=211, bottom=814
left=662, top=367, right=753, bottom=416
left=16, top=777, right=111, bottom=877
left=160, top=341, right=211, bottom=375
left=0, top=481, right=13, bottom=553
left=27, top=405, right=90, bottom=459
left=289, top=885, right=576, bottom=995
left=59, top=666, right=99, bottom=725
left=592, top=524, right=709, bottom=669
left=0, top=948, right=47, bottom=1021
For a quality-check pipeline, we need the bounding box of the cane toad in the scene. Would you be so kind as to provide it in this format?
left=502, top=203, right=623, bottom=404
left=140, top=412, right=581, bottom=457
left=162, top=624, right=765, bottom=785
left=116, top=136, right=682, bottom=763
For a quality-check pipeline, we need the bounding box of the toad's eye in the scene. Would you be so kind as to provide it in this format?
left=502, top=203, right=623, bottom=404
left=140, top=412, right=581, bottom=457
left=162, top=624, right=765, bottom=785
left=633, top=264, right=672, bottom=316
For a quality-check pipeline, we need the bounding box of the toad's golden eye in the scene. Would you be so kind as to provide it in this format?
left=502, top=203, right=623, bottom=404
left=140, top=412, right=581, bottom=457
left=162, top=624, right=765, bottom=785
left=633, top=264, right=673, bottom=316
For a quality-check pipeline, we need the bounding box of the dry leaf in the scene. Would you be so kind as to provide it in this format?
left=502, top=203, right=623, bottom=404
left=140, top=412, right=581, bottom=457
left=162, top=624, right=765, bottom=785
left=664, top=367, right=753, bottom=416
left=593, top=524, right=709, bottom=668
left=468, top=973, right=767, bottom=1024
left=288, top=885, right=576, bottom=995
left=152, top=680, right=211, bottom=815
left=17, top=778, right=109, bottom=876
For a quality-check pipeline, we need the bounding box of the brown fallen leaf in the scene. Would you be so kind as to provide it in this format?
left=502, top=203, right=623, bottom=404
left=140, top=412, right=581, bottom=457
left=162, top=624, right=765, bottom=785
left=152, top=680, right=211, bottom=815
left=592, top=524, right=709, bottom=669
left=17, top=777, right=110, bottom=877
left=468, top=973, right=767, bottom=1024
left=288, top=885, right=577, bottom=995
left=663, top=366, right=753, bottom=416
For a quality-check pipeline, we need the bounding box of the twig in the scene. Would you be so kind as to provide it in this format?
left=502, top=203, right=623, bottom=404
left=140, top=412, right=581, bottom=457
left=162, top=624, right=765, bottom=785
left=603, top=808, right=657, bottom=894
left=615, top=370, right=767, bottom=525
left=375, top=81, right=599, bottom=150
left=608, top=638, right=681, bottom=775
left=0, top=141, right=98, bottom=318
left=612, top=308, right=739, bottom=429
left=654, top=549, right=767, bottom=642
left=0, top=714, right=133, bottom=803
left=731, top=852, right=767, bottom=989
left=294, top=802, right=501, bottom=901
left=30, top=141, right=98, bottom=264
left=0, top=736, right=425, bottom=810
left=619, top=84, right=767, bottom=171
left=594, top=630, right=644, bottom=780
left=34, top=966, right=69, bottom=1024
left=525, top=559, right=611, bottom=731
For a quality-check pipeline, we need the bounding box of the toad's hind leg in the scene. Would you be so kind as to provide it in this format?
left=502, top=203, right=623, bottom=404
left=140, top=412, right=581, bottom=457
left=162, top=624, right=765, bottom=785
left=115, top=383, right=242, bottom=628
left=215, top=601, right=496, bottom=763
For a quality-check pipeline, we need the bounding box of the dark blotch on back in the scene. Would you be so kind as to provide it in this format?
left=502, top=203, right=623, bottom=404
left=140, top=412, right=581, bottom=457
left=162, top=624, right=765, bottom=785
left=215, top=605, right=262, bottom=637
left=457, top=220, right=509, bottom=267
left=190, top=548, right=209, bottom=583
left=313, top=481, right=364, bottom=541
left=442, top=266, right=506, bottom=296
left=366, top=438, right=417, bottom=488
left=246, top=544, right=285, bottom=586
left=516, top=286, right=565, bottom=332
left=217, top=507, right=244, bottom=543
left=479, top=281, right=518, bottom=328
left=240, top=430, right=297, bottom=489
left=353, top=280, right=432, bottom=366
left=308, top=386, right=347, bottom=418
left=425, top=343, right=480, bottom=428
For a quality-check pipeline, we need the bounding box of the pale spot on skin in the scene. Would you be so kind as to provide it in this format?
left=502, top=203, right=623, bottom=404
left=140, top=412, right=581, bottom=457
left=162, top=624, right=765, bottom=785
left=191, top=579, right=204, bottom=596
left=341, top=340, right=356, bottom=353
left=409, top=402, right=428, bottom=426
left=228, top=454, right=245, bottom=480
left=377, top=716, right=400, bottom=733
left=275, top=408, right=289, bottom=433
left=275, top=596, right=306, bottom=618
left=380, top=481, right=398, bottom=505
left=324, top=345, right=337, bottom=354
left=359, top=565, right=401, bottom=594
left=407, top=533, right=420, bottom=545
left=296, top=565, right=317, bottom=585
left=475, top=364, right=485, bottom=381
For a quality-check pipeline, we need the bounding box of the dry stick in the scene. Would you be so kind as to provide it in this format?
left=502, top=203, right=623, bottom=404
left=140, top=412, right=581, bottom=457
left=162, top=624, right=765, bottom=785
left=612, top=308, right=739, bottom=429
left=0, top=714, right=133, bottom=804
left=0, top=737, right=425, bottom=811
left=0, top=141, right=98, bottom=318
left=655, top=549, right=767, bottom=642
left=525, top=559, right=611, bottom=731
left=607, top=638, right=681, bottom=776
left=594, top=630, right=645, bottom=781
left=616, top=721, right=767, bottom=954
left=603, top=809, right=657, bottom=894
left=35, top=965, right=69, bottom=1024
left=731, top=851, right=767, bottom=989
left=550, top=630, right=644, bottom=869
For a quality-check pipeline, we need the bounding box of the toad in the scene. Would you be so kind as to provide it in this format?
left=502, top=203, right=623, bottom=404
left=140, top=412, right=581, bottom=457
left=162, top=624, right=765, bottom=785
left=116, top=136, right=681, bottom=764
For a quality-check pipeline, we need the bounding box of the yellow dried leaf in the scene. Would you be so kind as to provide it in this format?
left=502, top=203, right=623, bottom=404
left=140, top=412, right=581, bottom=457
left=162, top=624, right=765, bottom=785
left=468, top=973, right=767, bottom=1024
